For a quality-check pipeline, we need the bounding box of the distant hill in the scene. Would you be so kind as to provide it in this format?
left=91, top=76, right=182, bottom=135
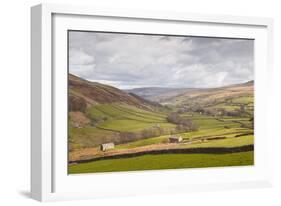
left=126, top=87, right=193, bottom=102
left=127, top=81, right=254, bottom=106
left=160, top=81, right=254, bottom=106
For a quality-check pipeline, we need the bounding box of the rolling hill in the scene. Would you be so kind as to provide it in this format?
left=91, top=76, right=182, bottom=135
left=163, top=81, right=254, bottom=107
left=128, top=81, right=254, bottom=106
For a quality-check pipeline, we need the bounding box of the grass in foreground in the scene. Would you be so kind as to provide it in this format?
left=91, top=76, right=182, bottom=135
left=69, top=151, right=254, bottom=174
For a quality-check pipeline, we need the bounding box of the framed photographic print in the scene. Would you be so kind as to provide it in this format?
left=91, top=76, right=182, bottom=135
left=31, top=3, right=274, bottom=201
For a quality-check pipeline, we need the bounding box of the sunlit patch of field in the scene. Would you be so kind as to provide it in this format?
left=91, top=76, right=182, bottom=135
left=98, top=119, right=175, bottom=132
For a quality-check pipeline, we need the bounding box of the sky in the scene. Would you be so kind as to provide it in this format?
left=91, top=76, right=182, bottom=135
left=69, top=31, right=254, bottom=90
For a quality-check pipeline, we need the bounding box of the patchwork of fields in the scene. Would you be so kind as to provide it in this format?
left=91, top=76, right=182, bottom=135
left=69, top=103, right=176, bottom=150
left=68, top=74, right=254, bottom=174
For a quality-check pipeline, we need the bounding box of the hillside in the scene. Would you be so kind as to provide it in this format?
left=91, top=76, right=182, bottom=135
left=68, top=74, right=173, bottom=150
left=69, top=74, right=158, bottom=111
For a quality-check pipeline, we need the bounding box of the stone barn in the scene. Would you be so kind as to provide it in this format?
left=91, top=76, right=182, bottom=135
left=100, top=142, right=115, bottom=151
left=168, top=136, right=183, bottom=143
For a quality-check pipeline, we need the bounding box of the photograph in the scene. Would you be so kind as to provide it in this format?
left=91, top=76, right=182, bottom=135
left=67, top=31, right=254, bottom=174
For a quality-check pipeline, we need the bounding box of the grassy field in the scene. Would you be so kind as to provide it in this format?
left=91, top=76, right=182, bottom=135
left=69, top=151, right=254, bottom=174
left=231, top=96, right=253, bottom=104
left=87, top=103, right=166, bottom=122
left=69, top=103, right=176, bottom=149
left=98, top=119, right=175, bottom=132
left=114, top=134, right=253, bottom=150
left=205, top=96, right=254, bottom=112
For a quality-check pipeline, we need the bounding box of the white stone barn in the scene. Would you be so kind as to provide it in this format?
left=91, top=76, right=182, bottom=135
left=100, top=142, right=115, bottom=151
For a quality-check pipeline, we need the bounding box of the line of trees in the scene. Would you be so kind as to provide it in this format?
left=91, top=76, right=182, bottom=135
left=117, top=127, right=167, bottom=145
left=167, top=112, right=198, bottom=132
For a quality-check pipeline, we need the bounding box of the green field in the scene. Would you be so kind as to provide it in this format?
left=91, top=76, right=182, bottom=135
left=231, top=96, right=253, bottom=104
left=69, top=103, right=175, bottom=149
left=88, top=103, right=166, bottom=122
left=115, top=134, right=253, bottom=150
left=98, top=119, right=175, bottom=132
left=205, top=96, right=254, bottom=113
left=69, top=151, right=254, bottom=174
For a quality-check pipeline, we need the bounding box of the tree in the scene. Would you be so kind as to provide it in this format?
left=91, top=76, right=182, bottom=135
left=167, top=112, right=198, bottom=132
left=167, top=112, right=181, bottom=124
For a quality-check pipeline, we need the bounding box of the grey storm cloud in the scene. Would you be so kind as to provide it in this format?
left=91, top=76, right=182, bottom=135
left=69, top=31, right=254, bottom=89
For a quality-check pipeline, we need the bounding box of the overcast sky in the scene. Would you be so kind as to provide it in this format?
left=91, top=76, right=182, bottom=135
left=69, top=31, right=254, bottom=89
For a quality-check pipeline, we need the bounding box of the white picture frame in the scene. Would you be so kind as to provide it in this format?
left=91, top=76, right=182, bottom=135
left=31, top=3, right=274, bottom=202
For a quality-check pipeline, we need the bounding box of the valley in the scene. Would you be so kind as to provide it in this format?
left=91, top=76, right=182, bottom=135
left=68, top=74, right=254, bottom=174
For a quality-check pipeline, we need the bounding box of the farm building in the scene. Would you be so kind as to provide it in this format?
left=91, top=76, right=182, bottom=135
left=168, top=136, right=183, bottom=143
left=100, top=142, right=115, bottom=151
